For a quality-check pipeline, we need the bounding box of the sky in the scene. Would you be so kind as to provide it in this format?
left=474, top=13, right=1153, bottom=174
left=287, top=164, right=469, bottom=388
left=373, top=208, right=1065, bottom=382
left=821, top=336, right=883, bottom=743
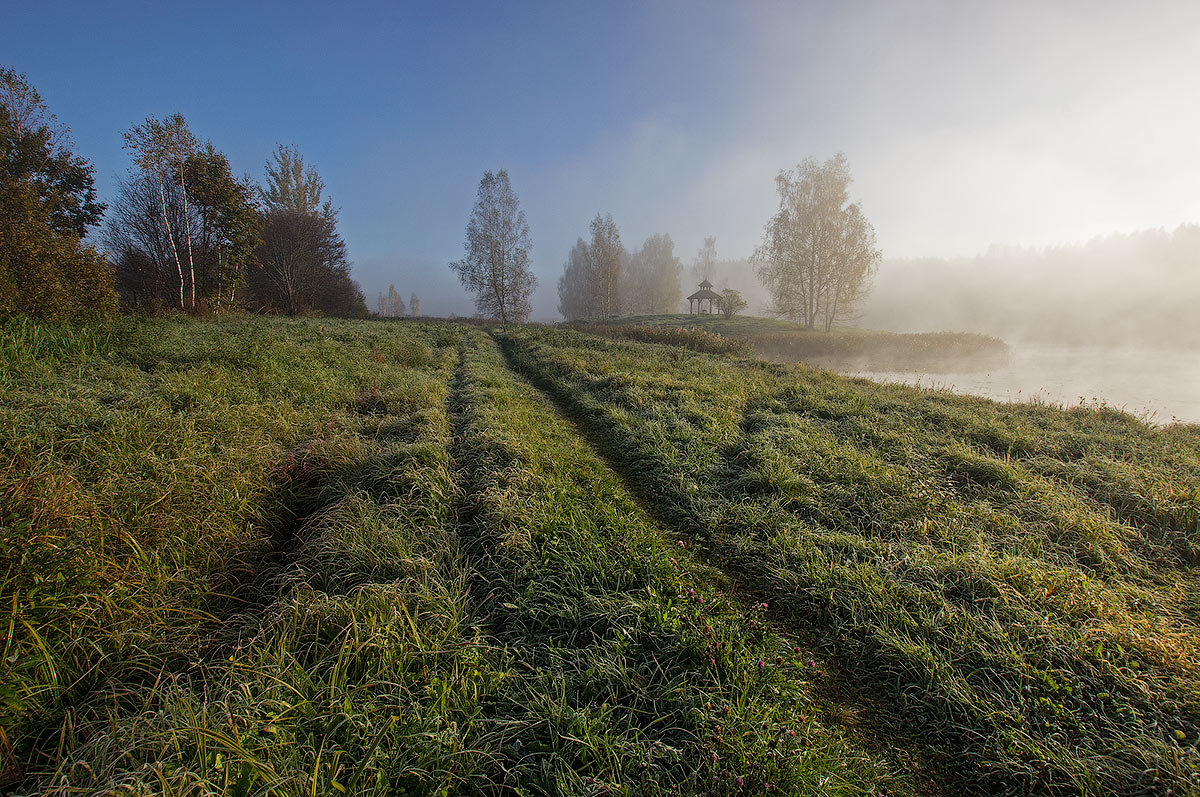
left=5, top=1, right=1199, bottom=319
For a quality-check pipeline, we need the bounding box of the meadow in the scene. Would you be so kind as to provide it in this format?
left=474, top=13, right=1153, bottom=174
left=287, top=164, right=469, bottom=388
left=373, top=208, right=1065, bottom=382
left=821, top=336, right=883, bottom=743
left=2, top=316, right=1198, bottom=795
left=577, top=315, right=1009, bottom=372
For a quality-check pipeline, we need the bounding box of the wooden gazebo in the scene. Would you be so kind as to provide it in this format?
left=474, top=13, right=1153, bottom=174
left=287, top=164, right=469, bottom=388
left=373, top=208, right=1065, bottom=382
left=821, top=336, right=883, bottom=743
left=687, top=279, right=722, bottom=315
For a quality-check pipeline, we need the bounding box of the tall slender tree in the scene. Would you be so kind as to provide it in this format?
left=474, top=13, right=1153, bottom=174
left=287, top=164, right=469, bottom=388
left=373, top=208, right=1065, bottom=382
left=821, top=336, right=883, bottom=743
left=588, top=214, right=623, bottom=318
left=124, top=114, right=199, bottom=310
left=450, top=169, right=535, bottom=322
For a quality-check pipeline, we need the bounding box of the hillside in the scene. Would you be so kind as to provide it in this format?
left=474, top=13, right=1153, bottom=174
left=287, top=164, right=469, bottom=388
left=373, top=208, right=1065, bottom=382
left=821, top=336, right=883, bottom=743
left=2, top=317, right=1198, bottom=795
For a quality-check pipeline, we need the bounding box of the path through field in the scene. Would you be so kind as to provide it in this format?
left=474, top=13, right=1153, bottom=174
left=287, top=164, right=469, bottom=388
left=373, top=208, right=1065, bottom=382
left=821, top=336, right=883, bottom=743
left=7, top=319, right=1197, bottom=796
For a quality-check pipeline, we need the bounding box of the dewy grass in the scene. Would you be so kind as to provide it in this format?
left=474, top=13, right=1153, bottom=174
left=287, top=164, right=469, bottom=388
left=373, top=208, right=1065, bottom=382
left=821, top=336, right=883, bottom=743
left=496, top=325, right=1200, bottom=796
left=6, top=315, right=1198, bottom=794
left=448, top=333, right=921, bottom=794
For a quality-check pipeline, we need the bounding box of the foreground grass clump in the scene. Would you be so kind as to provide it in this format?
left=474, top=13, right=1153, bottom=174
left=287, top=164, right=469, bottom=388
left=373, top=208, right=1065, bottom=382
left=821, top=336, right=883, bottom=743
left=497, top=325, right=1200, bottom=795
left=598, top=313, right=1008, bottom=371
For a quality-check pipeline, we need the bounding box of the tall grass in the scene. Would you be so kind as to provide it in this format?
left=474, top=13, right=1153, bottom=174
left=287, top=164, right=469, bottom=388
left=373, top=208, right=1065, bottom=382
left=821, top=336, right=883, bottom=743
left=5, top=317, right=924, bottom=794
left=496, top=325, right=1200, bottom=795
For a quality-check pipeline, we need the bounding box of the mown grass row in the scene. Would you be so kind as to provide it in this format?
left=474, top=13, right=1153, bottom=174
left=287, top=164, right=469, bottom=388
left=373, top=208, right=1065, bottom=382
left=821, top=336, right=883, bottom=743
left=495, top=325, right=1200, bottom=795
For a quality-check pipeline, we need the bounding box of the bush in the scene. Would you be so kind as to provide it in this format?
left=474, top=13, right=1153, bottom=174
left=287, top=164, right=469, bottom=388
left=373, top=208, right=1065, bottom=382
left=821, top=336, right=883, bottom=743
left=0, top=182, right=116, bottom=322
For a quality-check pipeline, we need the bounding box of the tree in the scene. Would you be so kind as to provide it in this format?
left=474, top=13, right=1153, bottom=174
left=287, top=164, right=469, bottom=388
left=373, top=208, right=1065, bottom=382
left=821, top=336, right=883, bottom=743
left=719, top=287, right=747, bottom=319
left=261, top=144, right=336, bottom=219
left=385, top=284, right=405, bottom=316
left=695, top=236, right=717, bottom=281
left=621, top=233, right=682, bottom=315
left=248, top=208, right=365, bottom=317
left=124, top=114, right=200, bottom=310
left=0, top=67, right=114, bottom=321
left=0, top=67, right=104, bottom=237
left=248, top=147, right=364, bottom=317
left=409, top=292, right=420, bottom=316
left=106, top=137, right=257, bottom=312
left=556, top=214, right=626, bottom=320
left=450, top=169, right=535, bottom=322
left=557, top=238, right=592, bottom=321
left=588, top=214, right=623, bottom=318
left=753, top=154, right=880, bottom=330
left=0, top=182, right=115, bottom=321
left=184, top=144, right=259, bottom=307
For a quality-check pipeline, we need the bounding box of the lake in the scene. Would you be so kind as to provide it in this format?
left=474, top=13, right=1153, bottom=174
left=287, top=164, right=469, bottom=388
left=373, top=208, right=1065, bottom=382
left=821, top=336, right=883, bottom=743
left=842, top=342, right=1200, bottom=425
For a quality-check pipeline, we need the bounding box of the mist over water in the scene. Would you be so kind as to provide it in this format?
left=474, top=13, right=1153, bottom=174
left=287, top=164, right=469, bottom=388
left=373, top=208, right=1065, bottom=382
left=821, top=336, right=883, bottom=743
left=845, top=342, right=1200, bottom=425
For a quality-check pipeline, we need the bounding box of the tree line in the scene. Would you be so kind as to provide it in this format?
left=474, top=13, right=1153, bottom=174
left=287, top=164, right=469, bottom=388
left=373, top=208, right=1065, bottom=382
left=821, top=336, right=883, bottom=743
left=4, top=64, right=883, bottom=328
left=375, top=285, right=420, bottom=317
left=1, top=66, right=369, bottom=321
left=547, top=155, right=878, bottom=327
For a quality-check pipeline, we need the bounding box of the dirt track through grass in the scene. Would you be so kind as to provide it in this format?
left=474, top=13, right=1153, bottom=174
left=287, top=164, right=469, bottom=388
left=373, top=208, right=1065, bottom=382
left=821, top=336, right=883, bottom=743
left=488, top=329, right=951, bottom=787
left=494, top=325, right=1200, bottom=796
left=7, top=317, right=1197, bottom=795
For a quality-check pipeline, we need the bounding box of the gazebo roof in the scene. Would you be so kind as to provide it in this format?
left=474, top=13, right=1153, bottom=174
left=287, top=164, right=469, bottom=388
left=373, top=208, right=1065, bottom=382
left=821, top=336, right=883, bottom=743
left=687, top=288, right=722, bottom=301
left=698, top=279, right=713, bottom=289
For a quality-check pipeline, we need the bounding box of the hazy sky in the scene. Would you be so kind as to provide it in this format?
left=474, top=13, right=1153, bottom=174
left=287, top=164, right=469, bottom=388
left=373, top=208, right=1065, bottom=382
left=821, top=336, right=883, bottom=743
left=5, top=1, right=1199, bottom=318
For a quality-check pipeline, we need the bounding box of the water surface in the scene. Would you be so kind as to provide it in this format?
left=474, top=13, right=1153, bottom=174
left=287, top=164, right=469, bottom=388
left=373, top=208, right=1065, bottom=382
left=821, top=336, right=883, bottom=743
left=843, top=343, right=1200, bottom=425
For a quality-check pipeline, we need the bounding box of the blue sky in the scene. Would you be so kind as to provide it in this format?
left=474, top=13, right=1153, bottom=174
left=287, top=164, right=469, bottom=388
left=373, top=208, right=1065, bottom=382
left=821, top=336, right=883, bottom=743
left=5, top=1, right=1199, bottom=317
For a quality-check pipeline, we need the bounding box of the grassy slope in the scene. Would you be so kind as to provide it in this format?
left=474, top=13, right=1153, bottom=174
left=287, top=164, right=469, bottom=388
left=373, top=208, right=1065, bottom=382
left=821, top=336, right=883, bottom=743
left=5, top=316, right=1198, bottom=795
left=3, top=318, right=929, bottom=795
left=496, top=325, right=1200, bottom=795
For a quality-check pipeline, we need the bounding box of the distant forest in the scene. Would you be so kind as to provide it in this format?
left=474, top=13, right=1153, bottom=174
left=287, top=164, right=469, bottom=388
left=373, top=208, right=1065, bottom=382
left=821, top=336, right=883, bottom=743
left=861, top=225, right=1200, bottom=347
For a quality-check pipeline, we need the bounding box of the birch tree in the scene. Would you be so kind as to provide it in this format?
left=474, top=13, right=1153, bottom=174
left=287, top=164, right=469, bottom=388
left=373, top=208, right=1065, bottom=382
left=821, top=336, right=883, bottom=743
left=124, top=115, right=198, bottom=310
left=621, top=233, right=681, bottom=315
left=450, top=169, right=535, bottom=322
left=753, top=154, right=880, bottom=330
left=557, top=238, right=592, bottom=321
left=588, top=214, right=623, bottom=318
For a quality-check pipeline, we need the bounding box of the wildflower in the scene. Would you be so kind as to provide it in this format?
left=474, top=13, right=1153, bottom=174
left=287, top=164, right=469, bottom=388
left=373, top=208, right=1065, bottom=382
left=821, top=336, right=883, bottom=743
left=735, top=776, right=745, bottom=788
left=807, top=659, right=816, bottom=668
left=757, top=659, right=765, bottom=669
left=759, top=602, right=769, bottom=610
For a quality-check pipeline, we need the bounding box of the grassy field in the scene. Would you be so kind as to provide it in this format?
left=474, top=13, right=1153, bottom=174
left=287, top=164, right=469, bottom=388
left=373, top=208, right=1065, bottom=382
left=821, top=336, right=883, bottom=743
left=3, top=316, right=1198, bottom=795
left=574, top=314, right=1009, bottom=372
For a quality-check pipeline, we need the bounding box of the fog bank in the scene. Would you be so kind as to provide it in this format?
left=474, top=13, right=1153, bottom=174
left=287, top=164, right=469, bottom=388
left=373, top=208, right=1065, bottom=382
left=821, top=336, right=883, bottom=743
left=860, top=225, right=1200, bottom=347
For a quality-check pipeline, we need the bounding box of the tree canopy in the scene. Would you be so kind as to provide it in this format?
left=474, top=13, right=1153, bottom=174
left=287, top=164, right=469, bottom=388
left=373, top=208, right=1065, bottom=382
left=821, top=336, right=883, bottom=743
left=450, top=169, right=535, bottom=323
left=0, top=66, right=114, bottom=321
left=753, top=154, right=880, bottom=330
left=557, top=214, right=625, bottom=320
